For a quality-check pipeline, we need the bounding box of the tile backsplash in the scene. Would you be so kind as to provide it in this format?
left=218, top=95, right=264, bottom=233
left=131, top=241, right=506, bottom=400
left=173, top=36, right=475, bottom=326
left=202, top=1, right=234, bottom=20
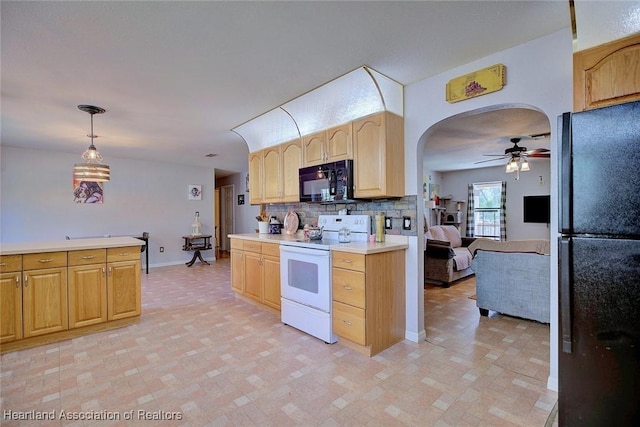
left=263, top=196, right=418, bottom=236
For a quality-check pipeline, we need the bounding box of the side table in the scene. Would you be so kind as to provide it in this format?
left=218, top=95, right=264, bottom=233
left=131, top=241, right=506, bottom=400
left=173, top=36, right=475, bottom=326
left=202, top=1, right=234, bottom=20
left=182, top=234, right=212, bottom=267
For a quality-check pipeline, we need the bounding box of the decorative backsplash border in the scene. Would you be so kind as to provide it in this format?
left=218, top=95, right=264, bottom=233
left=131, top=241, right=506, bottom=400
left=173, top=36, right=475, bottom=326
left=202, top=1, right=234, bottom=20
left=264, top=196, right=418, bottom=236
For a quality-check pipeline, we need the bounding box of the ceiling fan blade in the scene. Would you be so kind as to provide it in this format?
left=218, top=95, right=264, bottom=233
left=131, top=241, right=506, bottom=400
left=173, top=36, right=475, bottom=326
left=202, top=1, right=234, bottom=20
left=481, top=154, right=509, bottom=157
left=474, top=157, right=505, bottom=165
left=525, top=148, right=551, bottom=158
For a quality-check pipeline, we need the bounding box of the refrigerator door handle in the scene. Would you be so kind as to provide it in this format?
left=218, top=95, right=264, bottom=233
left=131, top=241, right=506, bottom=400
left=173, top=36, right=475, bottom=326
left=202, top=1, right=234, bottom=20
left=559, top=112, right=572, bottom=234
left=559, top=237, right=572, bottom=353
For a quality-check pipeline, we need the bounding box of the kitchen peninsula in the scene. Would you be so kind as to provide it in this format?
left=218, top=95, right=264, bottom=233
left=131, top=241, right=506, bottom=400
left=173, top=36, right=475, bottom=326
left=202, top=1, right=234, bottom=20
left=229, top=231, right=408, bottom=356
left=0, top=237, right=144, bottom=353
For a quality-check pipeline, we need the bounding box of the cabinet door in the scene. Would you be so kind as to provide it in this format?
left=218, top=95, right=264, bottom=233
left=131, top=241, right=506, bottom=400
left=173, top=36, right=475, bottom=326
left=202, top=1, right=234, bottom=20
left=68, top=264, right=108, bottom=328
left=107, top=261, right=141, bottom=320
left=230, top=249, right=244, bottom=293
left=243, top=252, right=262, bottom=302
left=262, top=255, right=281, bottom=310
left=281, top=139, right=302, bottom=202
left=248, top=151, right=263, bottom=204
left=327, top=123, right=352, bottom=161
left=0, top=272, right=22, bottom=343
left=353, top=113, right=386, bottom=197
left=262, top=146, right=282, bottom=203
left=23, top=267, right=68, bottom=337
left=302, top=131, right=327, bottom=166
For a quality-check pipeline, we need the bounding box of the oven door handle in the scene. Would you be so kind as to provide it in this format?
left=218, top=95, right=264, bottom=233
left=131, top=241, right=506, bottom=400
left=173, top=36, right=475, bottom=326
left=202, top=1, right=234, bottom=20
left=280, top=245, right=331, bottom=257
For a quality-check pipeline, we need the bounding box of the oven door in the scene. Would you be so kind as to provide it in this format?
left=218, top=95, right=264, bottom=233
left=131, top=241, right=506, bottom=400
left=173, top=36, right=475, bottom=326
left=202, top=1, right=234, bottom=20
left=280, top=245, right=331, bottom=312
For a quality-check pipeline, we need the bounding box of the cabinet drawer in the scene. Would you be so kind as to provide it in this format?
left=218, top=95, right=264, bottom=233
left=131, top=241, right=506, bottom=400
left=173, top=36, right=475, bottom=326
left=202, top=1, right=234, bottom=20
left=23, top=252, right=67, bottom=270
left=107, top=246, right=140, bottom=262
left=230, top=239, right=243, bottom=250
left=261, top=242, right=280, bottom=257
left=332, top=268, right=365, bottom=308
left=243, top=240, right=262, bottom=254
left=332, top=252, right=365, bottom=272
left=68, top=249, right=106, bottom=266
left=332, top=301, right=366, bottom=345
left=0, top=255, right=22, bottom=272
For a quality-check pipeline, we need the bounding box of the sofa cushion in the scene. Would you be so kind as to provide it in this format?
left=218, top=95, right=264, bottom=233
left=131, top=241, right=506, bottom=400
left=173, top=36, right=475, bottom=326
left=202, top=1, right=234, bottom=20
left=428, top=226, right=447, bottom=241
left=452, top=247, right=472, bottom=271
left=441, top=226, right=462, bottom=248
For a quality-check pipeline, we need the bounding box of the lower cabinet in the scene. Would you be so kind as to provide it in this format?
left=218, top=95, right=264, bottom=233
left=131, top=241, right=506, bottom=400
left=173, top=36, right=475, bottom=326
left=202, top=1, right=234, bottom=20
left=229, top=239, right=281, bottom=312
left=68, top=249, right=107, bottom=328
left=1, top=255, right=23, bottom=343
left=331, top=249, right=405, bottom=357
left=22, top=252, right=68, bottom=338
left=107, top=246, right=142, bottom=320
left=0, top=244, right=142, bottom=353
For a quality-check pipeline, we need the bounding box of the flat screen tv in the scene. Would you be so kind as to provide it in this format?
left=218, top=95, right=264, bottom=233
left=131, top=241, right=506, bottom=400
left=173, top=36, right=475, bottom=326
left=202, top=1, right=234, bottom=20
left=523, top=195, right=550, bottom=223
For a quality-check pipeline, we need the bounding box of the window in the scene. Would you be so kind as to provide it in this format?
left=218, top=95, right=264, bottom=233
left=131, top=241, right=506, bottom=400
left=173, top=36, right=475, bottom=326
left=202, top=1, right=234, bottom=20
left=472, top=181, right=502, bottom=240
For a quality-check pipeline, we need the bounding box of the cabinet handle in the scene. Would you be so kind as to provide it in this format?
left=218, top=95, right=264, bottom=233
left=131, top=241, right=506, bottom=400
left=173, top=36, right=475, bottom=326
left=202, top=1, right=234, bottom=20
left=81, top=255, right=95, bottom=260
left=341, top=259, right=352, bottom=264
left=118, top=253, right=129, bottom=256
left=24, top=275, right=28, bottom=287
left=343, top=320, right=352, bottom=326
left=0, top=262, right=6, bottom=267
left=16, top=275, right=20, bottom=288
left=343, top=285, right=352, bottom=290
left=38, top=258, right=54, bottom=263
left=108, top=267, right=112, bottom=276
left=102, top=267, right=106, bottom=276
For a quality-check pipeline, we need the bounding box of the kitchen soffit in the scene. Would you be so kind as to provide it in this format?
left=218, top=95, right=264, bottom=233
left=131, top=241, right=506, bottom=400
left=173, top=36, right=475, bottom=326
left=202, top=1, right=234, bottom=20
left=232, top=66, right=403, bottom=152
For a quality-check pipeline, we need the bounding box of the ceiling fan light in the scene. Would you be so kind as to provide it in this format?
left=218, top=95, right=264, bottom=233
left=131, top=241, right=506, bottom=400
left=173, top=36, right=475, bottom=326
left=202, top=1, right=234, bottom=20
left=505, top=158, right=518, bottom=173
left=520, top=159, right=530, bottom=171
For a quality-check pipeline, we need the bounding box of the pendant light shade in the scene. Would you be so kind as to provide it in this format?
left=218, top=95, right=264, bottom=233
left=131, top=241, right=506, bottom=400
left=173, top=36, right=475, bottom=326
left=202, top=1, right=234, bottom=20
left=73, top=105, right=110, bottom=182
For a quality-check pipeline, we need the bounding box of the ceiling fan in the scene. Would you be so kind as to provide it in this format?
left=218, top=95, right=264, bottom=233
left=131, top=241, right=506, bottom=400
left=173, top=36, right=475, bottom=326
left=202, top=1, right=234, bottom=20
left=474, top=134, right=550, bottom=179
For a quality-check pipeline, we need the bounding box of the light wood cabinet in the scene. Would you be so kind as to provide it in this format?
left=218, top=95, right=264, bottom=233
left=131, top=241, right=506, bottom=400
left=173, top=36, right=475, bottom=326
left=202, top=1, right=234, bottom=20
left=248, top=151, right=263, bottom=204
left=262, top=139, right=302, bottom=203
left=574, top=32, right=640, bottom=111
left=107, top=247, right=141, bottom=320
left=0, top=240, right=143, bottom=354
left=352, top=111, right=404, bottom=199
left=0, top=255, right=23, bottom=343
left=229, top=239, right=281, bottom=312
left=280, top=139, right=302, bottom=202
left=302, top=123, right=352, bottom=167
left=331, top=249, right=405, bottom=357
left=22, top=252, right=68, bottom=338
left=68, top=249, right=107, bottom=328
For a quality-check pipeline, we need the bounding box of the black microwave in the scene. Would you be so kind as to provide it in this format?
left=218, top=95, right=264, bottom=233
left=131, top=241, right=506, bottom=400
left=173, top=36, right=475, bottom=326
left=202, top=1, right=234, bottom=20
left=299, top=159, right=354, bottom=203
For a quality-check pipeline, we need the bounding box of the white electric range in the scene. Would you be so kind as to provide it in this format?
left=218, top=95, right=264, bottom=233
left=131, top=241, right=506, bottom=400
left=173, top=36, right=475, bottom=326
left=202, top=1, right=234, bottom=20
left=279, top=215, right=370, bottom=343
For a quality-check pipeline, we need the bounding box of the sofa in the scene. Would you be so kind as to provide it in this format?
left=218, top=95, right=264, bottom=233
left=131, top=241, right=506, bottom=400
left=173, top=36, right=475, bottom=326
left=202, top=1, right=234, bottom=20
left=424, top=225, right=477, bottom=287
left=468, top=239, right=551, bottom=323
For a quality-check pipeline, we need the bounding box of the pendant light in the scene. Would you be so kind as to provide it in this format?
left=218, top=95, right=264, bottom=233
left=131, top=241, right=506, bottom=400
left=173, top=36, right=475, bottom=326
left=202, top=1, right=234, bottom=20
left=73, top=105, right=110, bottom=182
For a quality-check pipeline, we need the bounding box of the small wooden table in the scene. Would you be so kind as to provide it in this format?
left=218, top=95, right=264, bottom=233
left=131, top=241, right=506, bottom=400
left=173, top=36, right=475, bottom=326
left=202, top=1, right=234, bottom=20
left=182, top=234, right=212, bottom=267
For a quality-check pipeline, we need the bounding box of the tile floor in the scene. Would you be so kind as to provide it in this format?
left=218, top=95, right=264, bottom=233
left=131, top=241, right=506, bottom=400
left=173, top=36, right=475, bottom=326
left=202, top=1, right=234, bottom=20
left=1, top=259, right=557, bottom=426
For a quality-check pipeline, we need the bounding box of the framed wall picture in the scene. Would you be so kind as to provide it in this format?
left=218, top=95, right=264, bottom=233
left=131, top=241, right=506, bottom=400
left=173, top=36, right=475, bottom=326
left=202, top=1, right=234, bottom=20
left=189, top=184, right=202, bottom=200
left=238, top=194, right=245, bottom=205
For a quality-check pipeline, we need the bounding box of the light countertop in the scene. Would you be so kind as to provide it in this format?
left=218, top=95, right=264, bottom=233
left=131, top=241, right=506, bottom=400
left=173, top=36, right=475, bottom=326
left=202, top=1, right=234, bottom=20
left=228, top=232, right=408, bottom=255
left=0, top=237, right=144, bottom=256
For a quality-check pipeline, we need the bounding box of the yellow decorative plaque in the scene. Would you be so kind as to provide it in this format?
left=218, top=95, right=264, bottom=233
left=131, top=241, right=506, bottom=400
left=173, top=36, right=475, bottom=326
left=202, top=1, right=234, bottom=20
left=446, top=64, right=506, bottom=103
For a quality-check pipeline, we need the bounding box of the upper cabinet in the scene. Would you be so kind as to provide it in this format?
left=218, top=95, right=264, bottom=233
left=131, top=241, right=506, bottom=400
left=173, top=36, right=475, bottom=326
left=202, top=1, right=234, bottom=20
left=574, top=32, right=640, bottom=111
left=248, top=151, right=263, bottom=205
left=353, top=111, right=404, bottom=199
left=251, top=138, right=302, bottom=205
left=302, top=123, right=353, bottom=167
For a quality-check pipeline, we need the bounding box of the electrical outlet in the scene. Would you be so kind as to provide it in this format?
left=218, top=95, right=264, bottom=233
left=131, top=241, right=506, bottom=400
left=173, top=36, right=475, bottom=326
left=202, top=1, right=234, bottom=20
left=195, top=211, right=199, bottom=216
left=402, top=216, right=411, bottom=230
left=385, top=217, right=392, bottom=229
left=159, top=247, right=164, bottom=253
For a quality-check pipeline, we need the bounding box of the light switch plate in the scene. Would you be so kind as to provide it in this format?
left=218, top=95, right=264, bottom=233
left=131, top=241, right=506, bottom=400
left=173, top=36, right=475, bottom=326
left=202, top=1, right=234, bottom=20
left=385, top=217, right=392, bottom=229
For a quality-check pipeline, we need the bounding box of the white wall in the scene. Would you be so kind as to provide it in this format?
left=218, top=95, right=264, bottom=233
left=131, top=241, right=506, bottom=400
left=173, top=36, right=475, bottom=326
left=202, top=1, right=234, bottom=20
left=440, top=162, right=551, bottom=241
left=405, top=28, right=574, bottom=391
left=1, top=146, right=214, bottom=267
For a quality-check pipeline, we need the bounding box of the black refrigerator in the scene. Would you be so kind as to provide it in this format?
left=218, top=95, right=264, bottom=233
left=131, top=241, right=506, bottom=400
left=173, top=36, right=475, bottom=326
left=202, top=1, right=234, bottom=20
left=558, top=100, right=640, bottom=426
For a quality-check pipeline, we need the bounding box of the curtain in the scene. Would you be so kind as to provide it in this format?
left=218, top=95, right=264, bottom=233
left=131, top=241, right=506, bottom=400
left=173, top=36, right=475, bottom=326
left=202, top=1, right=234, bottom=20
left=465, top=184, right=474, bottom=237
left=500, top=181, right=507, bottom=241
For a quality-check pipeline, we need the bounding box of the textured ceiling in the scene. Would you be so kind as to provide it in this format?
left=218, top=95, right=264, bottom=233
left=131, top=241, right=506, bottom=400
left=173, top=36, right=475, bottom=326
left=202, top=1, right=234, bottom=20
left=1, top=1, right=572, bottom=177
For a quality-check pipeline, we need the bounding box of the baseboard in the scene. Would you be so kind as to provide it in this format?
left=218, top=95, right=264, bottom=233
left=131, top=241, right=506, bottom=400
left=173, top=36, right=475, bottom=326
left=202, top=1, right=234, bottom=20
left=405, top=329, right=426, bottom=343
